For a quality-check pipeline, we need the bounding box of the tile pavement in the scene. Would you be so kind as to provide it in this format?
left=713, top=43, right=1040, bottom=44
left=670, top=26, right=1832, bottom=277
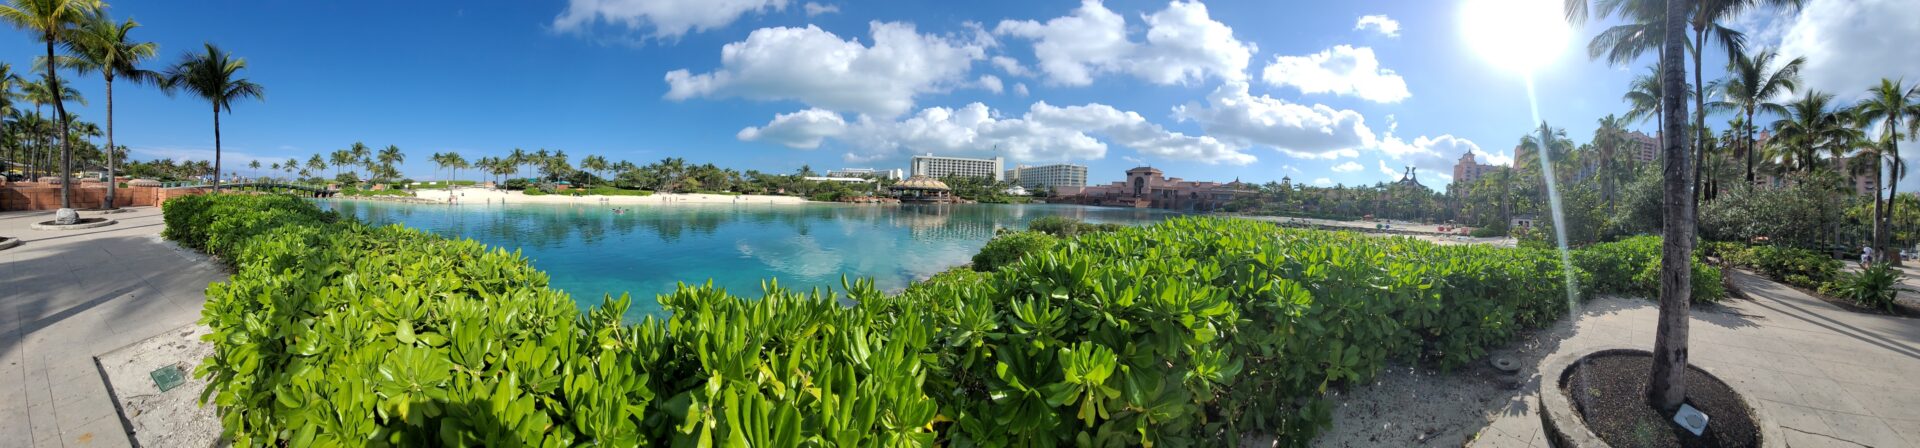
left=1468, top=269, right=1920, bottom=448
left=0, top=207, right=226, bottom=447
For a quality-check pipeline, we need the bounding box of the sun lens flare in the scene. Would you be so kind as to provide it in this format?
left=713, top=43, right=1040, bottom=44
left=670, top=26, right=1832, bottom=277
left=1461, top=0, right=1574, bottom=74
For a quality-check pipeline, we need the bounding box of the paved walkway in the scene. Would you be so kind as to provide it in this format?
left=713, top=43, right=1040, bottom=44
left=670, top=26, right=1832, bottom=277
left=0, top=207, right=226, bottom=447
left=1469, top=270, right=1920, bottom=448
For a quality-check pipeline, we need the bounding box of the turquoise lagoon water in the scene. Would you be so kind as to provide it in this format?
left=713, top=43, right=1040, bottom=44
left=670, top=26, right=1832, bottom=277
left=321, top=200, right=1176, bottom=319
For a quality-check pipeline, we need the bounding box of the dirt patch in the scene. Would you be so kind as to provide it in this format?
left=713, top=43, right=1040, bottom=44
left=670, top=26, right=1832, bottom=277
left=1560, top=355, right=1758, bottom=447
left=97, top=324, right=223, bottom=447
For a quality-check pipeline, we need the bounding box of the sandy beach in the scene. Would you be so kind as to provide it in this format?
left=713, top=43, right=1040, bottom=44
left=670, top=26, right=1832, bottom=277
left=412, top=188, right=812, bottom=205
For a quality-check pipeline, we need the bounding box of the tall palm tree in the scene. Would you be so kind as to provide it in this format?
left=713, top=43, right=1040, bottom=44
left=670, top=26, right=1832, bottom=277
left=304, top=154, right=323, bottom=184
left=1712, top=49, right=1802, bottom=188
left=0, top=0, right=97, bottom=216
left=1853, top=78, right=1920, bottom=263
left=1594, top=114, right=1631, bottom=211
left=65, top=11, right=155, bottom=209
left=376, top=144, right=403, bottom=183
left=158, top=43, right=263, bottom=193
left=1768, top=91, right=1850, bottom=173
left=445, top=151, right=467, bottom=186
left=0, top=63, right=20, bottom=174
left=1566, top=0, right=1695, bottom=412
left=328, top=148, right=352, bottom=180
left=581, top=154, right=608, bottom=188
left=507, top=147, right=526, bottom=180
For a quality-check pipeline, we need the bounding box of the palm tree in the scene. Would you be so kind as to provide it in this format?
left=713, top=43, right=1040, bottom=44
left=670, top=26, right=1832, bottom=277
left=328, top=148, right=352, bottom=180
left=1767, top=91, right=1850, bottom=173
left=507, top=147, right=526, bottom=180
left=0, top=0, right=97, bottom=217
left=1594, top=114, right=1632, bottom=211
left=1566, top=0, right=1695, bottom=412
left=304, top=154, right=324, bottom=184
left=581, top=154, right=608, bottom=188
left=65, top=11, right=156, bottom=209
left=376, top=144, right=403, bottom=183
left=1712, top=49, right=1802, bottom=188
left=1852, top=78, right=1920, bottom=263
left=429, top=151, right=446, bottom=183
left=348, top=141, right=370, bottom=179
left=445, top=151, right=467, bottom=186
left=158, top=43, right=263, bottom=193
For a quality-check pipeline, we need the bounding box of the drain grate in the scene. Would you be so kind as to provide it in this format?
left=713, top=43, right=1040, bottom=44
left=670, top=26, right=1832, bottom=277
left=150, top=364, right=187, bottom=392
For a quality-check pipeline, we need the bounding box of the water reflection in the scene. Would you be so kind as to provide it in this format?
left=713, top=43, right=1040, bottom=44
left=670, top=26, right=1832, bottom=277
left=321, top=200, right=1175, bottom=320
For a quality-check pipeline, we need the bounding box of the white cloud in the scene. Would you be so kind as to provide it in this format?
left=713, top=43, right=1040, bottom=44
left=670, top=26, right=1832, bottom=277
left=1173, top=81, right=1376, bottom=159
left=746, top=101, right=1256, bottom=165
left=995, top=0, right=1254, bottom=86
left=1261, top=45, right=1411, bottom=103
left=1377, top=159, right=1399, bottom=177
left=736, top=108, right=847, bottom=149
left=665, top=21, right=987, bottom=117
left=1312, top=177, right=1332, bottom=185
left=1354, top=15, right=1400, bottom=37
left=1013, top=83, right=1030, bottom=97
left=802, top=2, right=838, bottom=16
left=1281, top=164, right=1302, bottom=173
left=1775, top=0, right=1920, bottom=103
left=553, top=0, right=788, bottom=40
left=978, top=75, right=1004, bottom=94
left=1330, top=161, right=1362, bottom=172
left=1122, top=155, right=1146, bottom=165
left=991, top=55, right=1032, bottom=76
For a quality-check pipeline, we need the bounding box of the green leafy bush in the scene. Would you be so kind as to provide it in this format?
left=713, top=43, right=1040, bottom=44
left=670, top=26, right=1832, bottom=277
left=1822, top=264, right=1905, bottom=312
left=1027, top=216, right=1123, bottom=238
left=581, top=186, right=652, bottom=196
left=338, top=187, right=415, bottom=197
left=1741, top=245, right=1840, bottom=289
left=1573, top=236, right=1725, bottom=303
left=1469, top=226, right=1505, bottom=238
left=174, top=196, right=1666, bottom=446
left=970, top=231, right=1058, bottom=272
left=1698, top=241, right=1748, bottom=263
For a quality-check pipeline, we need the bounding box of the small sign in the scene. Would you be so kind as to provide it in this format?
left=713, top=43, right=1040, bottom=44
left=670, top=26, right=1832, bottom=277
left=150, top=364, right=186, bottom=393
left=1674, top=403, right=1710, bottom=436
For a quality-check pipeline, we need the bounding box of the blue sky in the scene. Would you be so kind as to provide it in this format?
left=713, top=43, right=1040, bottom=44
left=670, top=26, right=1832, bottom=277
left=2, top=0, right=1914, bottom=191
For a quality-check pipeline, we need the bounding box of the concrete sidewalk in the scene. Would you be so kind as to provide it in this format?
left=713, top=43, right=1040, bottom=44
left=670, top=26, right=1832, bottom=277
left=1468, top=270, right=1920, bottom=448
left=0, top=207, right=227, bottom=447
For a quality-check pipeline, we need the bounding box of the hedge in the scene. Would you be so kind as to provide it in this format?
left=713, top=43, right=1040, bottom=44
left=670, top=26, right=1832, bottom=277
left=169, top=194, right=1702, bottom=447
left=1571, top=236, right=1726, bottom=303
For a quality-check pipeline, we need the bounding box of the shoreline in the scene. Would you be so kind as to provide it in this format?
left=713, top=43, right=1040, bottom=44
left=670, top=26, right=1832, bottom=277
left=407, top=188, right=813, bottom=205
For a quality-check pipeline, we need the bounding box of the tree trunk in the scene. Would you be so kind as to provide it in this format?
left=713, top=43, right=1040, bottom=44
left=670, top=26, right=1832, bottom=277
left=212, top=106, right=222, bottom=192
left=1887, top=138, right=1903, bottom=265
left=104, top=77, right=117, bottom=209
left=1746, top=108, right=1757, bottom=189
left=1651, top=0, right=1695, bottom=413
left=47, top=39, right=72, bottom=212
left=1691, top=26, right=1707, bottom=214
left=1874, top=153, right=1885, bottom=261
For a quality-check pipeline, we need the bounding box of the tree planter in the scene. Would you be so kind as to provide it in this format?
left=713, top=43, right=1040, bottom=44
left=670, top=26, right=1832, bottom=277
left=31, top=218, right=117, bottom=231
left=1539, top=348, right=1780, bottom=447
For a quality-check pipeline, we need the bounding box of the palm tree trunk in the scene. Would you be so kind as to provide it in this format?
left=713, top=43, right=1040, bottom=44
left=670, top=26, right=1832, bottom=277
left=1887, top=139, right=1902, bottom=265
left=1651, top=0, right=1695, bottom=413
left=104, top=77, right=117, bottom=210
left=212, top=106, right=222, bottom=192
left=47, top=39, right=73, bottom=213
left=1745, top=108, right=1757, bottom=189
left=1874, top=152, right=1886, bottom=261
left=1691, top=26, right=1707, bottom=212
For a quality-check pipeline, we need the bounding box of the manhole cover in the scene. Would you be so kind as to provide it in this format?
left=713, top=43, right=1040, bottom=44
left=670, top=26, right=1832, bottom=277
left=150, top=364, right=187, bottom=392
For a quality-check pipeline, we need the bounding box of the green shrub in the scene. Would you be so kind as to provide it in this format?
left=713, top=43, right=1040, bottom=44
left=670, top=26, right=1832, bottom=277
left=1027, top=216, right=1123, bottom=238
left=1698, top=241, right=1748, bottom=263
left=581, top=186, right=652, bottom=196
left=1469, top=226, right=1505, bottom=238
left=174, top=196, right=1610, bottom=447
left=970, top=231, right=1058, bottom=272
left=1572, top=236, right=1724, bottom=303
left=1823, top=264, right=1905, bottom=312
left=1742, top=245, right=1840, bottom=289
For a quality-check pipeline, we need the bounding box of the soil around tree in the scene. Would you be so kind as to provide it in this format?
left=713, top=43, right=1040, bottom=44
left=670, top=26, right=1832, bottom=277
left=1560, top=354, right=1758, bottom=447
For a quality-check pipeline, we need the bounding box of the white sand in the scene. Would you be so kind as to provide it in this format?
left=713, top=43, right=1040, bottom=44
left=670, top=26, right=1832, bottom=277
left=413, top=188, right=811, bottom=205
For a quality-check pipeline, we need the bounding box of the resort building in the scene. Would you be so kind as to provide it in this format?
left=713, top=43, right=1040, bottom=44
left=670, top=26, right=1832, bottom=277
left=826, top=168, right=903, bottom=179
left=1004, top=163, right=1088, bottom=191
left=1055, top=167, right=1253, bottom=211
left=1626, top=131, right=1660, bottom=164
left=802, top=176, right=876, bottom=184
left=1452, top=151, right=1499, bottom=184
left=910, top=153, right=1004, bottom=182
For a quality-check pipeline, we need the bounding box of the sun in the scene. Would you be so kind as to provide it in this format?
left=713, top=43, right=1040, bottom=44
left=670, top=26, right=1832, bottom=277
left=1461, top=0, right=1575, bottom=74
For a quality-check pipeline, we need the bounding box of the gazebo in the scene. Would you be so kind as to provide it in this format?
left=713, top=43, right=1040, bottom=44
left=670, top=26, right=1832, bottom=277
left=890, top=176, right=953, bottom=204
